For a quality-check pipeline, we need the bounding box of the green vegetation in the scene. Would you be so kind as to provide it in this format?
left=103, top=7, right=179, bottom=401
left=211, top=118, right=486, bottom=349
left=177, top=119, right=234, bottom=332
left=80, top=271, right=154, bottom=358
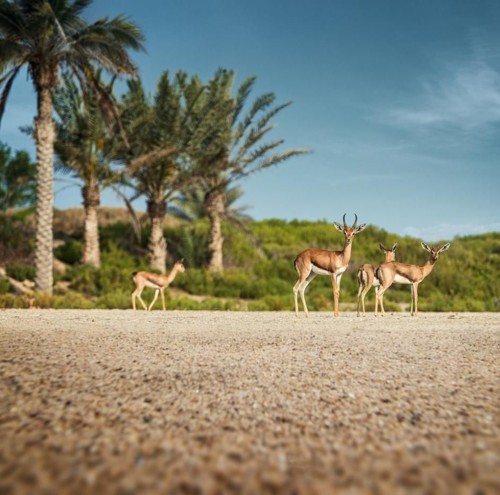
left=0, top=142, right=36, bottom=211
left=0, top=211, right=498, bottom=312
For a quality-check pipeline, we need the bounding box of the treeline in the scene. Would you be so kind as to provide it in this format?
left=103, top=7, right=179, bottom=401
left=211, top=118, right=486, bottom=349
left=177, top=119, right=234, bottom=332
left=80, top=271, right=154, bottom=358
left=0, top=1, right=308, bottom=297
left=1, top=211, right=498, bottom=312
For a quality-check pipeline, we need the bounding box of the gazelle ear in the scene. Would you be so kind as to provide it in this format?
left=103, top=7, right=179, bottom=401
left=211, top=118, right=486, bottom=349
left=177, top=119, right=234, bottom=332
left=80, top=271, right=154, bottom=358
left=333, top=222, right=344, bottom=233
left=438, top=243, right=450, bottom=253
left=421, top=242, right=432, bottom=252
left=392, top=242, right=398, bottom=252
left=379, top=243, right=387, bottom=252
left=354, top=223, right=367, bottom=234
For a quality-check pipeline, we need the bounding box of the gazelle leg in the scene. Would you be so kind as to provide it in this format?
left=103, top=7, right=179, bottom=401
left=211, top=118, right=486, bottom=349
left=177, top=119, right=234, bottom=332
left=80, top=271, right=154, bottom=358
left=133, top=288, right=148, bottom=311
left=376, top=287, right=387, bottom=316
left=410, top=285, right=414, bottom=316
left=160, top=288, right=166, bottom=311
left=293, top=267, right=310, bottom=316
left=293, top=281, right=300, bottom=316
left=413, top=283, right=419, bottom=316
left=148, top=289, right=160, bottom=311
left=336, top=273, right=343, bottom=317
left=331, top=273, right=340, bottom=317
left=372, top=286, right=379, bottom=315
left=356, top=282, right=364, bottom=316
left=360, top=285, right=371, bottom=316
left=299, top=272, right=316, bottom=317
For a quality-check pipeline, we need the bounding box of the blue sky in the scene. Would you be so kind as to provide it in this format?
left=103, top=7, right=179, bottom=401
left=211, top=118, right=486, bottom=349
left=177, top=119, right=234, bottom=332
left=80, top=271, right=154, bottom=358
left=1, top=0, right=499, bottom=240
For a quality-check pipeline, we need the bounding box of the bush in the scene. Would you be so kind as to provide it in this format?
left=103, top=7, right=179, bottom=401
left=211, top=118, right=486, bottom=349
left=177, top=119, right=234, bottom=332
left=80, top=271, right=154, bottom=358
left=52, top=291, right=94, bottom=309
left=6, top=263, right=35, bottom=281
left=96, top=290, right=132, bottom=309
left=0, top=277, right=10, bottom=294
left=0, top=294, right=26, bottom=308
left=55, top=240, right=83, bottom=264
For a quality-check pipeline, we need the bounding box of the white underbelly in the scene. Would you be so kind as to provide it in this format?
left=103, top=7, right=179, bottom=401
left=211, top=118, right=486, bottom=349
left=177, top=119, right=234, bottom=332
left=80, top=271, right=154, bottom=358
left=394, top=274, right=412, bottom=285
left=311, top=264, right=331, bottom=276
left=372, top=278, right=380, bottom=287
left=335, top=266, right=347, bottom=276
left=144, top=280, right=161, bottom=289
left=311, top=264, right=347, bottom=277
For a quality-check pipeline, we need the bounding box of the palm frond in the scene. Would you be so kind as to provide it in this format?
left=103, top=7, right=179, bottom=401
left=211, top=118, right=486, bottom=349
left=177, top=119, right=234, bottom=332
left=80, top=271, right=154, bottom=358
left=232, top=75, right=256, bottom=125
left=0, top=64, right=22, bottom=122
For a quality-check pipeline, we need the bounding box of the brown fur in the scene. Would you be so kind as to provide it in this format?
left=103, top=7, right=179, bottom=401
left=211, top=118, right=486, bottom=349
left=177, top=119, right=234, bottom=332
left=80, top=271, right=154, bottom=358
left=375, top=242, right=450, bottom=316
left=293, top=215, right=367, bottom=317
left=132, top=260, right=186, bottom=311
left=356, top=243, right=397, bottom=316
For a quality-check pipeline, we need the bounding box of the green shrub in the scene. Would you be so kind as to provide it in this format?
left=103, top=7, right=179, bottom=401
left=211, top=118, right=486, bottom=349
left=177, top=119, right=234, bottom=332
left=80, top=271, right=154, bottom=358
left=55, top=240, right=83, bottom=264
left=67, top=265, right=99, bottom=295
left=0, top=294, right=26, bottom=308
left=52, top=291, right=94, bottom=309
left=6, top=263, right=35, bottom=281
left=0, top=277, right=10, bottom=294
left=96, top=290, right=131, bottom=309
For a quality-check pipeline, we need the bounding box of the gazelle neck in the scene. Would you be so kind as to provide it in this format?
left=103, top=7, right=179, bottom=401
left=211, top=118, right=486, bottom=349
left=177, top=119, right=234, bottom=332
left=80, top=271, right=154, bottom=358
left=341, top=238, right=353, bottom=263
left=422, top=257, right=437, bottom=278
left=167, top=265, right=181, bottom=282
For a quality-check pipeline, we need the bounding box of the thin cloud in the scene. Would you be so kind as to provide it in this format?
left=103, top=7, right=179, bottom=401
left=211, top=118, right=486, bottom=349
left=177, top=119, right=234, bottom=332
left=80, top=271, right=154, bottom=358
left=329, top=173, right=400, bottom=186
left=383, top=61, right=500, bottom=133
left=403, top=221, right=500, bottom=241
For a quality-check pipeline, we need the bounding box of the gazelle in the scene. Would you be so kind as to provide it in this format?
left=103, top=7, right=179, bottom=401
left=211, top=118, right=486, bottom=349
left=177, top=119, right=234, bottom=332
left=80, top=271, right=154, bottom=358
left=132, top=259, right=186, bottom=311
left=293, top=213, right=367, bottom=317
left=357, top=243, right=397, bottom=316
left=375, top=242, right=450, bottom=316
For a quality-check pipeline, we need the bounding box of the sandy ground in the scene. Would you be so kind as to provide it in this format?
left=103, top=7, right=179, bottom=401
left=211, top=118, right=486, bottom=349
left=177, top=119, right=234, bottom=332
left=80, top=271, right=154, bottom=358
left=0, top=310, right=499, bottom=495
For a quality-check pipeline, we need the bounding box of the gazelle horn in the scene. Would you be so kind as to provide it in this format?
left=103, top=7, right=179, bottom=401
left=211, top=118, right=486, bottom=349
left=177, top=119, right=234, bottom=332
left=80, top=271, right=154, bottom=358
left=353, top=213, right=358, bottom=228
left=343, top=213, right=347, bottom=229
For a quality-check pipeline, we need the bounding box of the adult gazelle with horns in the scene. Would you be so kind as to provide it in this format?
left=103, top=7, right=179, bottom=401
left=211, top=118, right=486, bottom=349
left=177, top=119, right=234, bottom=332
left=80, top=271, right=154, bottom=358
left=293, top=214, right=367, bottom=317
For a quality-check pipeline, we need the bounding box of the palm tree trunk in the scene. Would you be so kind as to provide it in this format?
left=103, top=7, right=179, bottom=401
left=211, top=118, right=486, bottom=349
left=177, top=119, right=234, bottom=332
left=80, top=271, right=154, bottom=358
left=206, top=189, right=225, bottom=272
left=34, top=85, right=55, bottom=294
left=82, top=183, right=101, bottom=268
left=147, top=199, right=167, bottom=273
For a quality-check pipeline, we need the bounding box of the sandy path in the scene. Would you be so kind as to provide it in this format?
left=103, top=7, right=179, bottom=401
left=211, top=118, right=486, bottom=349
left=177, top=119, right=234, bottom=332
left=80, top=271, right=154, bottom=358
left=0, top=310, right=499, bottom=494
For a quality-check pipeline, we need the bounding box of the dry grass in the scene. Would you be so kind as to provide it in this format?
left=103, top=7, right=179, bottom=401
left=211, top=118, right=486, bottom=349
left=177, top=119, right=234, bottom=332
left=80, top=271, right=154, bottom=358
left=0, top=311, right=499, bottom=494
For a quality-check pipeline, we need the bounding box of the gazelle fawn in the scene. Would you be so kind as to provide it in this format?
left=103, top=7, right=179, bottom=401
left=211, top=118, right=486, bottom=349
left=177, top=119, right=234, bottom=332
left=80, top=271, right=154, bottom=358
left=357, top=243, right=397, bottom=316
left=375, top=242, right=450, bottom=316
left=132, top=259, right=186, bottom=311
left=293, top=214, right=367, bottom=317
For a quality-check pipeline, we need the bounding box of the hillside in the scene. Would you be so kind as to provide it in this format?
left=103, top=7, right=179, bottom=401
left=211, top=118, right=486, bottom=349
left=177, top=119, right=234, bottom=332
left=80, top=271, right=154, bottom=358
left=0, top=209, right=499, bottom=311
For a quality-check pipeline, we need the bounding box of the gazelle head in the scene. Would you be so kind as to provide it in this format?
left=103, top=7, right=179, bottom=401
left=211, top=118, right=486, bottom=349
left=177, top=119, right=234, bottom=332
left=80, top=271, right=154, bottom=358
left=333, top=213, right=367, bottom=245
left=174, top=259, right=186, bottom=273
left=421, top=242, right=450, bottom=262
left=379, top=242, right=397, bottom=262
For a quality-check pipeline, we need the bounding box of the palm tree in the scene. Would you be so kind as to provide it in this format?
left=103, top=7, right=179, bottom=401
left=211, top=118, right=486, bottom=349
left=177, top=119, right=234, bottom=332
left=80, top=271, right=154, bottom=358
left=119, top=72, right=198, bottom=273
left=169, top=183, right=251, bottom=224
left=0, top=0, right=144, bottom=294
left=52, top=72, right=118, bottom=268
left=189, top=69, right=310, bottom=272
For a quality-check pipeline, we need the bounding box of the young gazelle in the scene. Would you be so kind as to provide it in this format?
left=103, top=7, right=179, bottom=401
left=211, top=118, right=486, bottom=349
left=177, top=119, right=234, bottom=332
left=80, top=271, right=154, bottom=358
left=132, top=259, right=186, bottom=311
left=356, top=243, right=397, bottom=316
left=375, top=242, right=450, bottom=316
left=293, top=214, right=367, bottom=317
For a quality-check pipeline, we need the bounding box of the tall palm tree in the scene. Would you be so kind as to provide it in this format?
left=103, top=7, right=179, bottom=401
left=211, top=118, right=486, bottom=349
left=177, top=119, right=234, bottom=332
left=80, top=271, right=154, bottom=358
left=189, top=69, right=310, bottom=272
left=0, top=0, right=144, bottom=293
left=119, top=72, right=198, bottom=273
left=52, top=72, right=118, bottom=268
